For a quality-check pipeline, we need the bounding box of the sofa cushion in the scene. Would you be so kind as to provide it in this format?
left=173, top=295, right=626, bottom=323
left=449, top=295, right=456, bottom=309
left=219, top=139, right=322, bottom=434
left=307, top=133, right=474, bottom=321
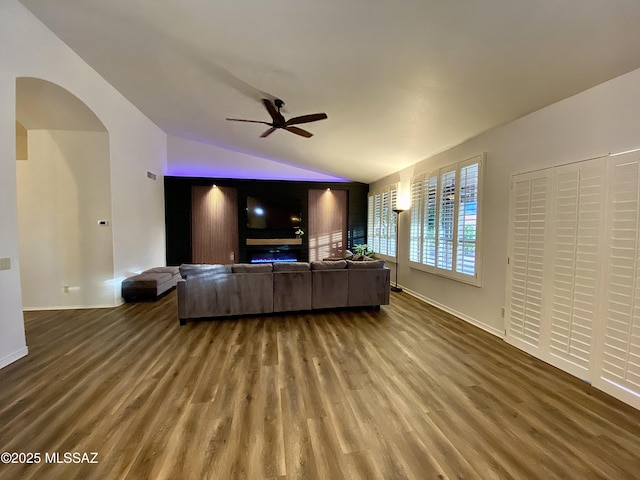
left=179, top=263, right=231, bottom=278
left=123, top=272, right=172, bottom=288
left=346, top=259, right=386, bottom=269
left=348, top=268, right=390, bottom=307
left=311, top=269, right=349, bottom=308
left=181, top=270, right=273, bottom=318
left=274, top=270, right=312, bottom=312
left=231, top=263, right=273, bottom=273
left=273, top=262, right=310, bottom=272
left=310, top=260, right=347, bottom=270
left=145, top=266, right=180, bottom=275
left=351, top=254, right=375, bottom=261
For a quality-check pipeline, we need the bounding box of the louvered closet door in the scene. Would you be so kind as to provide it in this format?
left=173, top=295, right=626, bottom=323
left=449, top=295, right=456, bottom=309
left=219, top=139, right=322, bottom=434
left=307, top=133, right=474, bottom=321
left=506, top=172, right=551, bottom=354
left=596, top=153, right=640, bottom=409
left=548, top=160, right=605, bottom=380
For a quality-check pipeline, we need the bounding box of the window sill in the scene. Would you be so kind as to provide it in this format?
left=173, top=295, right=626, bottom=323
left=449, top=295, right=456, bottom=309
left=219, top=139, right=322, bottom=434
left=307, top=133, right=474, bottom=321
left=408, top=261, right=482, bottom=287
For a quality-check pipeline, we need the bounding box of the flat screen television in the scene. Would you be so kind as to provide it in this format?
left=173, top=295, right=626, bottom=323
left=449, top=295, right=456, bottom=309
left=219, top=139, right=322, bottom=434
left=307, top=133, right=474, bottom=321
left=246, top=196, right=302, bottom=229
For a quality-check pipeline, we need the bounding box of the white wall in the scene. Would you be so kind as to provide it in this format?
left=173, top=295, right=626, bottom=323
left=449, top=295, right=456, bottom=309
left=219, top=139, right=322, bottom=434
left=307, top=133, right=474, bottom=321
left=0, top=0, right=167, bottom=368
left=371, top=67, right=640, bottom=336
left=167, top=135, right=347, bottom=181
left=17, top=130, right=114, bottom=309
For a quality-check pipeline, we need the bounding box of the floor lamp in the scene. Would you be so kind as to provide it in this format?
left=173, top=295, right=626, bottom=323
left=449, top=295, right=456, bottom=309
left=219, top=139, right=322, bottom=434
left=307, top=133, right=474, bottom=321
left=391, top=208, right=405, bottom=292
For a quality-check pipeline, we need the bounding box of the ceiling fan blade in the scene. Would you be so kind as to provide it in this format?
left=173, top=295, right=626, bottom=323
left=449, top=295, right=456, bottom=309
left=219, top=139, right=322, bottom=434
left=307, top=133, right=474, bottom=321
left=285, top=126, right=313, bottom=138
left=262, top=99, right=285, bottom=124
left=286, top=113, right=328, bottom=126
left=226, top=118, right=272, bottom=125
left=260, top=127, right=278, bottom=138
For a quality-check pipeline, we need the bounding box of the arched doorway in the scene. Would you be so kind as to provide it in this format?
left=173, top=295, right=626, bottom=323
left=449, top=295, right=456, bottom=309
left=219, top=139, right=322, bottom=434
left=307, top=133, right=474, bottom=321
left=15, top=77, right=115, bottom=309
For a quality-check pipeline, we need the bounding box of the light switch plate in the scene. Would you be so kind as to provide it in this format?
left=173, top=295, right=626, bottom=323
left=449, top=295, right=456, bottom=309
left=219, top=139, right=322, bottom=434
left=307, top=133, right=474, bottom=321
left=0, top=257, right=11, bottom=270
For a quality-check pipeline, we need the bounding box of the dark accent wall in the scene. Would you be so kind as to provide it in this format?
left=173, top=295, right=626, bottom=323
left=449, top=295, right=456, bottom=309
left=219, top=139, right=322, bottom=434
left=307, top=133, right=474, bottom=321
left=164, top=176, right=369, bottom=266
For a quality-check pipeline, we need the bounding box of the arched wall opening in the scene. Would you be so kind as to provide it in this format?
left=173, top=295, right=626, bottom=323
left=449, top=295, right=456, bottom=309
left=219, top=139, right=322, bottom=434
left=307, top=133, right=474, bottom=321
left=15, top=77, right=115, bottom=309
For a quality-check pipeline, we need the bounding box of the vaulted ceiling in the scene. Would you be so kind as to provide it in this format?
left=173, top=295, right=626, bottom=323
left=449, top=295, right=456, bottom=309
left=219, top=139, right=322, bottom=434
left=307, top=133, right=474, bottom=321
left=18, top=0, right=640, bottom=183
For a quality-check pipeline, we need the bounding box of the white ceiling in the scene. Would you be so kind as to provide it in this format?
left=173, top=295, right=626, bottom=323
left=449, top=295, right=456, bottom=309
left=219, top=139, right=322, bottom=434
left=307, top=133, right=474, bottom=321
left=18, top=0, right=640, bottom=183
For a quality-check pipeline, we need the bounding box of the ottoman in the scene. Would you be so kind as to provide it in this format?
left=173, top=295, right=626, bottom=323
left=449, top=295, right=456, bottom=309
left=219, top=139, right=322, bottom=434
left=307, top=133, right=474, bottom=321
left=122, top=266, right=180, bottom=301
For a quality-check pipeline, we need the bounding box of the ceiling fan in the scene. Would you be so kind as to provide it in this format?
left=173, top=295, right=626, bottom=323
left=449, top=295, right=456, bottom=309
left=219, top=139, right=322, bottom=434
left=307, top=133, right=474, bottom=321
left=227, top=99, right=327, bottom=138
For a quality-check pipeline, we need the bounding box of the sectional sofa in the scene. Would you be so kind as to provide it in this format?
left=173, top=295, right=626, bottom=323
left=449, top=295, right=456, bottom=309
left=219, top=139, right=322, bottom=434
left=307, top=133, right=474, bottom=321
left=177, top=260, right=390, bottom=325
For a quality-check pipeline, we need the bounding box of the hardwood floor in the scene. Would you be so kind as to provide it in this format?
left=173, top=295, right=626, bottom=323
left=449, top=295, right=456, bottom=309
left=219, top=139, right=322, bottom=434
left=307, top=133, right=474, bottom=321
left=1, top=291, right=640, bottom=479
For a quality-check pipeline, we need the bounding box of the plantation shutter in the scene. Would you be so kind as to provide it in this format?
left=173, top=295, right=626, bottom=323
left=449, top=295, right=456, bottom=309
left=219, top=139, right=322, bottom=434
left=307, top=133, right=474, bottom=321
left=507, top=172, right=550, bottom=349
left=409, top=178, right=423, bottom=262
left=408, top=155, right=484, bottom=285
left=599, top=155, right=640, bottom=399
left=380, top=190, right=389, bottom=255
left=437, top=169, right=456, bottom=270
left=549, top=160, right=604, bottom=377
left=372, top=193, right=382, bottom=253
left=389, top=188, right=398, bottom=257
left=456, top=162, right=479, bottom=276
left=367, top=185, right=399, bottom=258
left=367, top=195, right=374, bottom=249
left=423, top=175, right=438, bottom=267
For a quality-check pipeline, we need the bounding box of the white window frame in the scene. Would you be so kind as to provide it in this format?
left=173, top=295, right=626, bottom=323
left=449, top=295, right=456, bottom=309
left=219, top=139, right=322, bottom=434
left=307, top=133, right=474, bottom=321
left=367, top=184, right=398, bottom=260
left=409, top=154, right=484, bottom=286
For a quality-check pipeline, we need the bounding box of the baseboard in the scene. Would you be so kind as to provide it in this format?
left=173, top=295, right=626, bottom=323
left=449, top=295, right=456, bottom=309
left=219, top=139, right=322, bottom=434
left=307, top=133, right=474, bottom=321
left=23, top=304, right=117, bottom=312
left=400, top=286, right=503, bottom=338
left=0, top=347, right=29, bottom=370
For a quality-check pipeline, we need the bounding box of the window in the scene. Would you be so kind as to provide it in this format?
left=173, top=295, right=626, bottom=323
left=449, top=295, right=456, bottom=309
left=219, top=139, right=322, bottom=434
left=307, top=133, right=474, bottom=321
left=367, top=185, right=398, bottom=258
left=409, top=154, right=484, bottom=285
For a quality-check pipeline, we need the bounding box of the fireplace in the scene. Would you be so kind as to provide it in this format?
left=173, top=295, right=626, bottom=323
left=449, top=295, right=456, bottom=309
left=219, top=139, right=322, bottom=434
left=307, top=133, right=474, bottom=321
left=246, top=238, right=302, bottom=263
left=250, top=248, right=298, bottom=264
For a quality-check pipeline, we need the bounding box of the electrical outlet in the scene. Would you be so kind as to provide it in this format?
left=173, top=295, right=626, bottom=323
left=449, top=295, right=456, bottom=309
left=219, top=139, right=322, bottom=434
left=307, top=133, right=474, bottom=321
left=0, top=257, right=11, bottom=270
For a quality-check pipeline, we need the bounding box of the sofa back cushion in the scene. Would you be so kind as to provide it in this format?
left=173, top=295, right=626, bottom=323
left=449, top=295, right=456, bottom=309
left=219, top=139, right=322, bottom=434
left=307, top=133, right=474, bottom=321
left=231, top=263, right=273, bottom=273
left=273, top=262, right=310, bottom=272
left=145, top=266, right=180, bottom=275
left=310, top=260, right=347, bottom=270
left=346, top=259, right=386, bottom=269
left=179, top=263, right=231, bottom=278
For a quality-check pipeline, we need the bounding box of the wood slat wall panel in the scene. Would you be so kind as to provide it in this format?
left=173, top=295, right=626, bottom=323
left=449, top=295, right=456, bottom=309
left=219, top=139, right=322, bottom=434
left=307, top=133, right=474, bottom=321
left=191, top=185, right=238, bottom=264
left=308, top=189, right=348, bottom=261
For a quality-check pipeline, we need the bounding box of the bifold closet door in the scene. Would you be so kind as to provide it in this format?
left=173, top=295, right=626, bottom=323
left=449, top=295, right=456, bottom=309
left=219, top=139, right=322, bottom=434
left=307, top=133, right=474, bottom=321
left=506, top=158, right=604, bottom=379
left=507, top=154, right=640, bottom=410
left=596, top=153, right=640, bottom=409
left=547, top=160, right=605, bottom=380
left=506, top=171, right=551, bottom=356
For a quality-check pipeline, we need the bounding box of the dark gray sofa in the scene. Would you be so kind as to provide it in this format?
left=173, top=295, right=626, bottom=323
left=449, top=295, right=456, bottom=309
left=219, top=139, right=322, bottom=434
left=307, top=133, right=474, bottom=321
left=177, top=260, right=390, bottom=325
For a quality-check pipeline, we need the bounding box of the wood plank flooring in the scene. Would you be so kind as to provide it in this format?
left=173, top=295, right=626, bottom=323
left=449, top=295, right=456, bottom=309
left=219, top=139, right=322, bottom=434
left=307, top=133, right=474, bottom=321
left=1, top=291, right=640, bottom=479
